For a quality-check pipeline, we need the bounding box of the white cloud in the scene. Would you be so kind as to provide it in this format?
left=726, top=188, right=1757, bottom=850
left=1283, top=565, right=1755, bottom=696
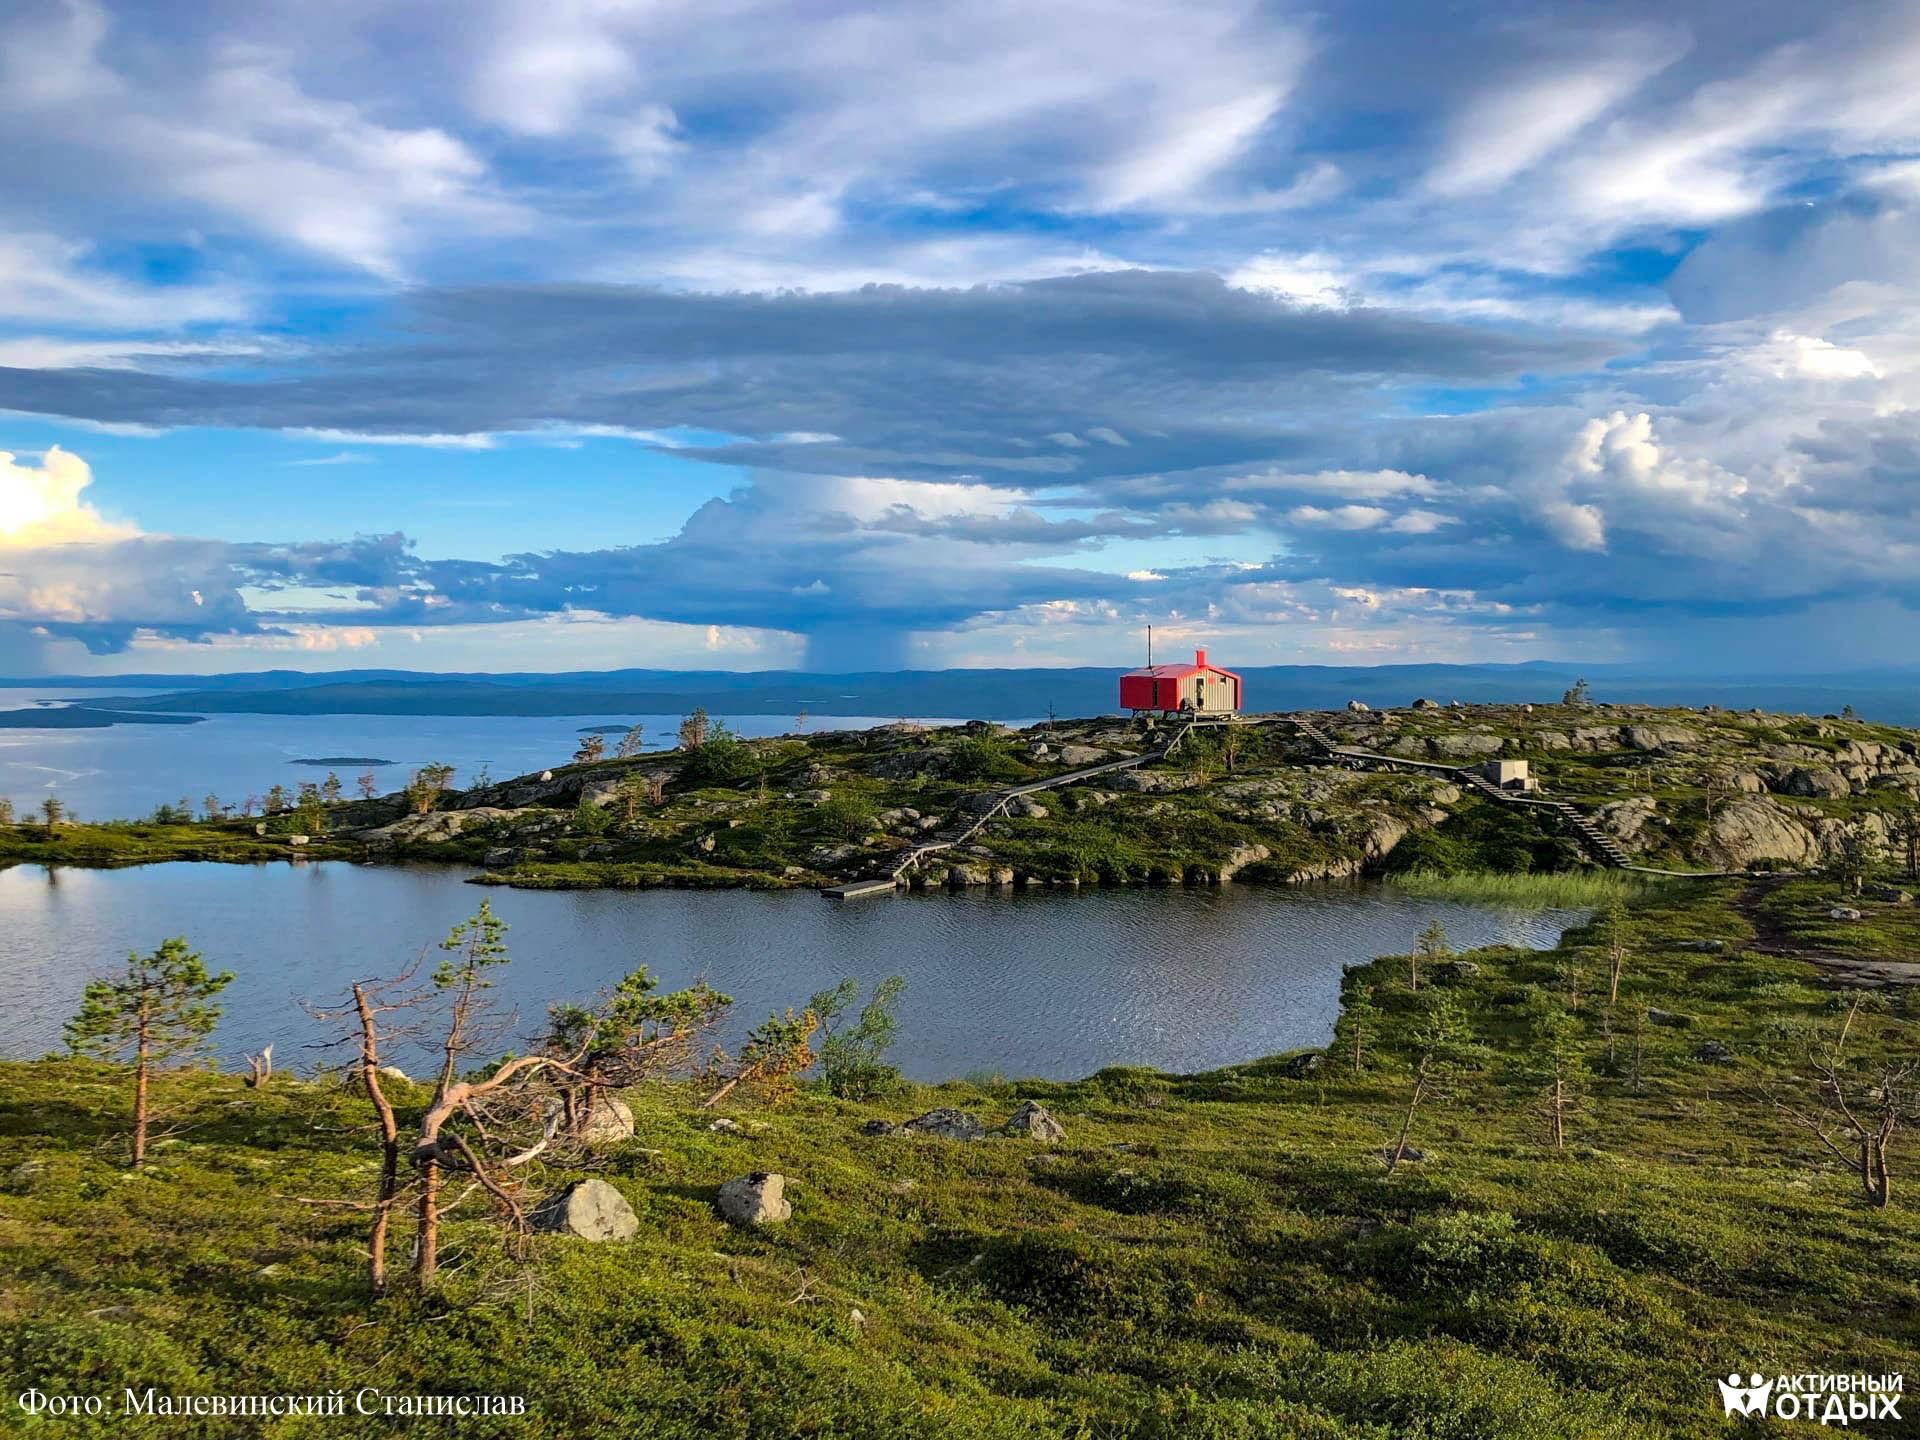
left=1427, top=47, right=1671, bottom=197
left=1286, top=504, right=1390, bottom=531
left=0, top=445, right=130, bottom=543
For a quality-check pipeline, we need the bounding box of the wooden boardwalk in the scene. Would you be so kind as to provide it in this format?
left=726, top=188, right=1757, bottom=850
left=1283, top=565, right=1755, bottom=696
left=823, top=709, right=1735, bottom=900
left=1288, top=717, right=1733, bottom=878
left=822, top=719, right=1201, bottom=898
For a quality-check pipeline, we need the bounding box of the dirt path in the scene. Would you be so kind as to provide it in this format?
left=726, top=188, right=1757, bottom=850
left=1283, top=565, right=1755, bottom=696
left=1733, top=875, right=1920, bottom=988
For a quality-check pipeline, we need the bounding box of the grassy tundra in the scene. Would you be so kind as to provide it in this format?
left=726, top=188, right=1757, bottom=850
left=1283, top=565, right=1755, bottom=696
left=2, top=872, right=1915, bottom=1439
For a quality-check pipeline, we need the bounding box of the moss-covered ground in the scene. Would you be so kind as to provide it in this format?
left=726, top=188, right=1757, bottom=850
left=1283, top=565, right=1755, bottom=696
left=3, top=876, right=1915, bottom=1438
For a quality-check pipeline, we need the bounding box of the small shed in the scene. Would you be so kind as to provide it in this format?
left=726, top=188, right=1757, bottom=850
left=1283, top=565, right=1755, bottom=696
left=1476, top=758, right=1536, bottom=793
left=1119, top=649, right=1243, bottom=715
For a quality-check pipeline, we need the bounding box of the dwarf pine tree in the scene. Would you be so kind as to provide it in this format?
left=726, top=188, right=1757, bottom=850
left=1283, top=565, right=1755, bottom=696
left=64, top=938, right=233, bottom=1167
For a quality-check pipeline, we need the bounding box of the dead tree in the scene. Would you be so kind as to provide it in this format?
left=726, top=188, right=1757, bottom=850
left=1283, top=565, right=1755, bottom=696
left=305, top=951, right=431, bottom=1296
left=243, top=1045, right=273, bottom=1088
left=1767, top=997, right=1918, bottom=1208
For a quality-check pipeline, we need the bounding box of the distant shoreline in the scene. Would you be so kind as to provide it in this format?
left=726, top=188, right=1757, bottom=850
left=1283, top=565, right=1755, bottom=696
left=0, top=707, right=205, bottom=729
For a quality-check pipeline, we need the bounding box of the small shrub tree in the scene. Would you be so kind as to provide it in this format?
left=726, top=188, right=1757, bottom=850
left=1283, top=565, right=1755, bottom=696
left=404, top=763, right=454, bottom=815
left=1333, top=984, right=1379, bottom=1076
left=615, top=724, right=646, bottom=759
left=682, top=722, right=760, bottom=785
left=321, top=772, right=343, bottom=805
left=1889, top=803, right=1920, bottom=882
left=703, top=1008, right=819, bottom=1109
left=356, top=770, right=377, bottom=801
left=1384, top=990, right=1485, bottom=1177
left=41, top=795, right=65, bottom=831
left=64, top=938, right=233, bottom=1167
left=571, top=797, right=612, bottom=836
left=679, top=708, right=710, bottom=750
left=543, top=968, right=732, bottom=1139
left=1824, top=820, right=1881, bottom=897
left=573, top=733, right=607, bottom=764
left=1522, top=1004, right=1589, bottom=1149
left=816, top=795, right=877, bottom=841
left=1410, top=919, right=1449, bottom=992
left=810, top=976, right=906, bottom=1099
left=1599, top=900, right=1632, bottom=1004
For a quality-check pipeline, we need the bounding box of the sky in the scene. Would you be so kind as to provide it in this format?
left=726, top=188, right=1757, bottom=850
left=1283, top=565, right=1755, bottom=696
left=0, top=0, right=1917, bottom=676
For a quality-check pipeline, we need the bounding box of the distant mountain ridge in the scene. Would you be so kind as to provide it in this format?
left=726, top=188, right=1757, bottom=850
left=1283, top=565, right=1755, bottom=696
left=7, top=661, right=1916, bottom=724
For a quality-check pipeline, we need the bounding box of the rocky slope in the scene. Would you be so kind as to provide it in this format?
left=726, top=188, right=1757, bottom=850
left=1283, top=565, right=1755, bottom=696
left=303, top=697, right=1920, bottom=892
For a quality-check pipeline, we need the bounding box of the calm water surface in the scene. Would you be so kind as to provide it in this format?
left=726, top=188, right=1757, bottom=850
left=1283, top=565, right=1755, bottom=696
left=0, top=862, right=1578, bottom=1079
left=0, top=699, right=956, bottom=822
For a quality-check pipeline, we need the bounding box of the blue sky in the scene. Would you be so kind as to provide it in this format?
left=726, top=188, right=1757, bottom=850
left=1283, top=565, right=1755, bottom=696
left=1, top=0, right=1917, bottom=675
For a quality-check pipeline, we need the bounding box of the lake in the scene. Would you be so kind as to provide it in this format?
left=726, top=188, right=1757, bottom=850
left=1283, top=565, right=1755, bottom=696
left=0, top=694, right=952, bottom=822
left=0, top=861, right=1579, bottom=1080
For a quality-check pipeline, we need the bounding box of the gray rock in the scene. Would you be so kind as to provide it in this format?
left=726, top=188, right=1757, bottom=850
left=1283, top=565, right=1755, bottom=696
left=1002, top=1100, right=1067, bottom=1141
left=532, top=1178, right=638, bottom=1241
left=1692, top=1040, right=1731, bottom=1064
left=716, top=1172, right=791, bottom=1226
left=1007, top=795, right=1049, bottom=819
left=1435, top=960, right=1482, bottom=982
left=482, top=846, right=516, bottom=868
left=1282, top=1051, right=1325, bottom=1079
left=1866, top=886, right=1915, bottom=904
left=375, top=1064, right=413, bottom=1085
left=1411, top=697, right=1438, bottom=709
left=1646, top=1008, right=1692, bottom=1028
left=1429, top=733, right=1505, bottom=757
left=709, top=1117, right=743, bottom=1133
left=899, top=1107, right=986, bottom=1141
left=1346, top=699, right=1370, bottom=712
left=1666, top=939, right=1727, bottom=953
left=1829, top=906, right=1863, bottom=921
left=1106, top=769, right=1202, bottom=793
left=861, top=1118, right=905, bottom=1136
left=572, top=1096, right=635, bottom=1146
left=7, top=1159, right=45, bottom=1192
left=1708, top=798, right=1820, bottom=868
left=1382, top=1144, right=1424, bottom=1163
left=1623, top=724, right=1700, bottom=752
left=1055, top=744, right=1110, bottom=766
left=1782, top=767, right=1850, bottom=799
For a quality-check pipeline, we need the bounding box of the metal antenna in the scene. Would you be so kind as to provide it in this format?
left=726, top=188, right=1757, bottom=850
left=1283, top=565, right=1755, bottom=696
left=1147, top=623, right=1152, bottom=669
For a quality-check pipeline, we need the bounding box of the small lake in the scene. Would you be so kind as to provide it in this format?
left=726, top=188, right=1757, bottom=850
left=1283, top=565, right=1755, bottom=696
left=0, top=863, right=1579, bottom=1080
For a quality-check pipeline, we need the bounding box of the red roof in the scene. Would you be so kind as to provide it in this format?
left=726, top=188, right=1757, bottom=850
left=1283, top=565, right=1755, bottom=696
left=1120, top=647, right=1241, bottom=682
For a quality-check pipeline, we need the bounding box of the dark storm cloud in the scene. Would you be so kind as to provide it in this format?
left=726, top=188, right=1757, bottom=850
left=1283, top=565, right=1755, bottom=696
left=0, top=271, right=1616, bottom=483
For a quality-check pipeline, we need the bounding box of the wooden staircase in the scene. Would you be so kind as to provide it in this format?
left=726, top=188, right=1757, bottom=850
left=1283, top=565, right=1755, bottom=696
left=1294, top=716, right=1635, bottom=870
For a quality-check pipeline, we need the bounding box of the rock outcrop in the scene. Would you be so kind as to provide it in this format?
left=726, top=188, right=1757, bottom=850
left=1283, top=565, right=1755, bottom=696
left=1707, top=798, right=1821, bottom=868
left=531, top=1178, right=638, bottom=1241
left=716, top=1172, right=791, bottom=1227
left=1002, top=1101, right=1067, bottom=1141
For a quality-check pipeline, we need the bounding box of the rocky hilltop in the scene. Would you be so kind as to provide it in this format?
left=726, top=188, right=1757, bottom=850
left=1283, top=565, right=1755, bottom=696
left=316, top=697, right=1920, bottom=892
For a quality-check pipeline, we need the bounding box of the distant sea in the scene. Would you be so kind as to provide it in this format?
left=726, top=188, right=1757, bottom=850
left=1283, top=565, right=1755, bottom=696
left=0, top=691, right=964, bottom=822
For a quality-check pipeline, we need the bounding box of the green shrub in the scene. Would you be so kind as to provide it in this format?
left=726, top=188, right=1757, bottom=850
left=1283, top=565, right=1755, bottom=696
left=815, top=795, right=877, bottom=840
left=680, top=724, right=763, bottom=785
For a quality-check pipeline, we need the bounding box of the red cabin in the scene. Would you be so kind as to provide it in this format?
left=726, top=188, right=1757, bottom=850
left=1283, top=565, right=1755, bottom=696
left=1119, top=648, right=1243, bottom=715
